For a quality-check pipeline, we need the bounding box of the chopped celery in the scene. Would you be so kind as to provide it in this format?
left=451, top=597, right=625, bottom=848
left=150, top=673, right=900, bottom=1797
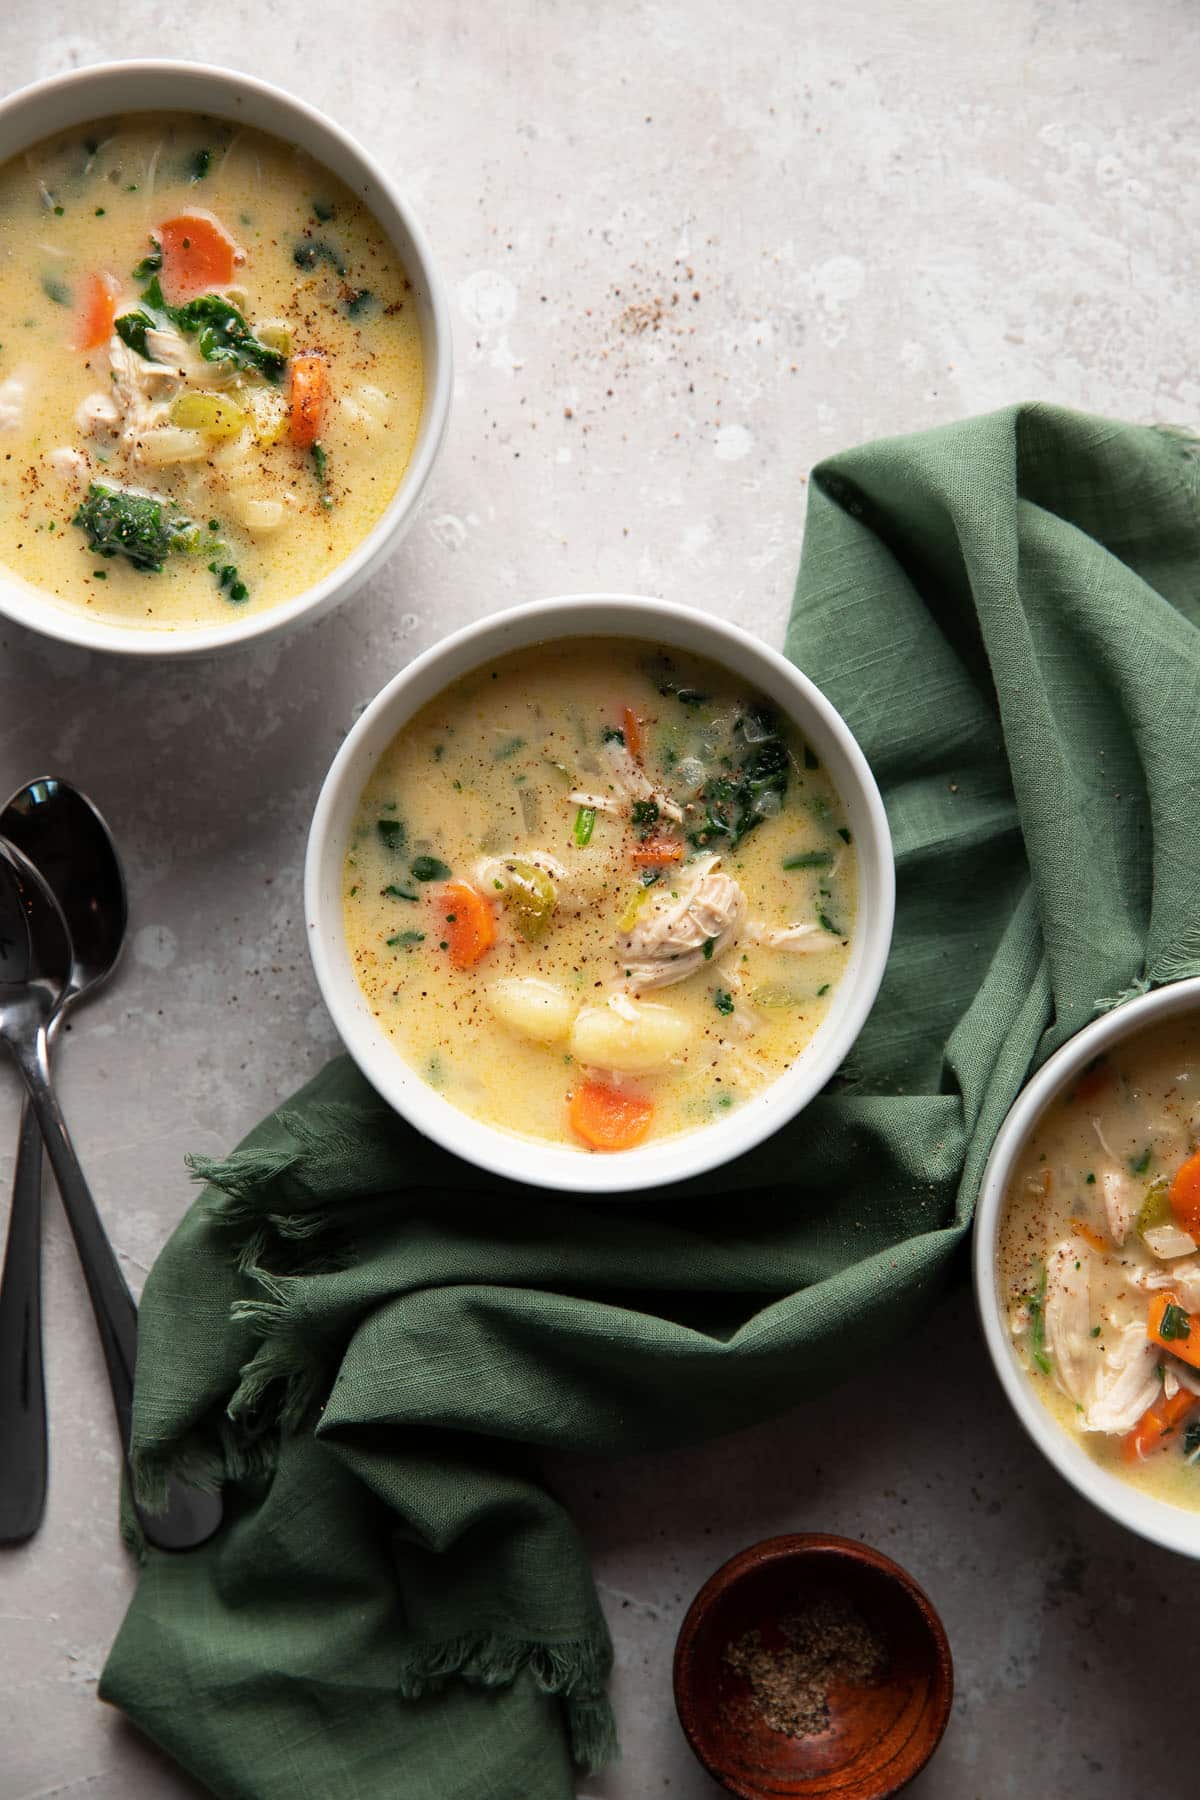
left=1137, top=1179, right=1172, bottom=1239
left=170, top=390, right=246, bottom=440
left=573, top=805, right=596, bottom=847
left=501, top=861, right=556, bottom=940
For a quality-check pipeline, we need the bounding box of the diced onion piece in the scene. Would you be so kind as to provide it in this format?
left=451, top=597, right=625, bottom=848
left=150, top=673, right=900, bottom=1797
left=569, top=1000, right=689, bottom=1073
left=237, top=496, right=285, bottom=534
left=170, top=390, right=246, bottom=440
left=256, top=320, right=293, bottom=354
left=1144, top=1224, right=1198, bottom=1261
left=487, top=977, right=575, bottom=1044
left=137, top=426, right=207, bottom=464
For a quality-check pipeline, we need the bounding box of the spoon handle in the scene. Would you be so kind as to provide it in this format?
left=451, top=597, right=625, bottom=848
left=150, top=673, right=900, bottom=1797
left=9, top=1028, right=223, bottom=1552
left=0, top=1101, right=48, bottom=1543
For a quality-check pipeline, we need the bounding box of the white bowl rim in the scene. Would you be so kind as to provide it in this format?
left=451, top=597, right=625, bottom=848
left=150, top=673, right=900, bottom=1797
left=305, top=591, right=896, bottom=1196
left=973, top=973, right=1200, bottom=1559
left=0, top=57, right=452, bottom=658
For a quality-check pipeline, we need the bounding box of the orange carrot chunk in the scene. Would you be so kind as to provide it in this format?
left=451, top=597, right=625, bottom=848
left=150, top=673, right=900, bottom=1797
left=1147, top=1291, right=1200, bottom=1370
left=158, top=210, right=238, bottom=302
left=437, top=881, right=496, bottom=971
left=631, top=837, right=684, bottom=867
left=289, top=351, right=328, bottom=448
left=1068, top=1217, right=1109, bottom=1255
left=569, top=1078, right=654, bottom=1151
left=622, top=705, right=644, bottom=762
left=1123, top=1385, right=1198, bottom=1462
left=74, top=271, right=118, bottom=351
left=1169, top=1149, right=1200, bottom=1238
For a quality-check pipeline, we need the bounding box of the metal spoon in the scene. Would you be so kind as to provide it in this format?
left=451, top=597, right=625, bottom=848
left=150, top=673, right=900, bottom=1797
left=0, top=778, right=128, bottom=1542
left=0, top=825, right=223, bottom=1551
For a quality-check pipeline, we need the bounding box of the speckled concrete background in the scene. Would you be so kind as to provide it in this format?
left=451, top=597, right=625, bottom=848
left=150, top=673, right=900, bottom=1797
left=1, top=4, right=1198, bottom=1796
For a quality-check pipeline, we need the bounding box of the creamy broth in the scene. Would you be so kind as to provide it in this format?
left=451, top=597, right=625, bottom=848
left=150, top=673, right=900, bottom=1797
left=1000, top=1014, right=1200, bottom=1511
left=343, top=640, right=858, bottom=1151
left=0, top=113, right=423, bottom=628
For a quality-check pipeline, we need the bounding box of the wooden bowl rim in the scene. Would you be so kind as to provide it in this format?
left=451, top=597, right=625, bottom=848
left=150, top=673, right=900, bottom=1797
left=672, top=1533, right=954, bottom=1800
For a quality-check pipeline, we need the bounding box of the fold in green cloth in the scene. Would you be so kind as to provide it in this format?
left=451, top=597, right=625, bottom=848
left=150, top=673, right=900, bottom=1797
left=100, top=404, right=1200, bottom=1798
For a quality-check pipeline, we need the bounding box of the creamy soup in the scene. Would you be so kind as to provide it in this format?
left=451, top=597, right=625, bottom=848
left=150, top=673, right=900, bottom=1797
left=1000, top=1014, right=1200, bottom=1511
left=343, top=640, right=858, bottom=1151
left=0, top=113, right=423, bottom=628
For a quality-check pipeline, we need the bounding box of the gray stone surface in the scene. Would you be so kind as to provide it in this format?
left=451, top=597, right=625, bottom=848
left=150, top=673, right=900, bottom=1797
left=1, top=2, right=1198, bottom=1795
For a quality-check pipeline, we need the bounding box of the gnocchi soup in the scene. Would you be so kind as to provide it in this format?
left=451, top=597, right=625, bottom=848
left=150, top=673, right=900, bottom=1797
left=343, top=640, right=859, bottom=1151
left=0, top=112, right=423, bottom=628
left=1000, top=1013, right=1200, bottom=1512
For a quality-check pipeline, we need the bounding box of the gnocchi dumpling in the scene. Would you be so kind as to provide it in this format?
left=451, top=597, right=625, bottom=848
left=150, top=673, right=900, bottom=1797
left=487, top=976, right=576, bottom=1043
left=568, top=1000, right=690, bottom=1073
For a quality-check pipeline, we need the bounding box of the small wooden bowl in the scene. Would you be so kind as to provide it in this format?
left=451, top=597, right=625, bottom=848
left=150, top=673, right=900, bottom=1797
left=673, top=1534, right=953, bottom=1799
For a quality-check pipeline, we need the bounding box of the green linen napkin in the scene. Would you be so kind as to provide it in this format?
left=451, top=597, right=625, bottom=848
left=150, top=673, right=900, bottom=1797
left=100, top=403, right=1200, bottom=1798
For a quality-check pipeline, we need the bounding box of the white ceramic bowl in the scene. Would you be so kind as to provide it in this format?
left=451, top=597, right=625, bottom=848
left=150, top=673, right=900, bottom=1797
left=306, top=593, right=895, bottom=1195
left=0, top=59, right=451, bottom=657
left=974, top=975, right=1200, bottom=1558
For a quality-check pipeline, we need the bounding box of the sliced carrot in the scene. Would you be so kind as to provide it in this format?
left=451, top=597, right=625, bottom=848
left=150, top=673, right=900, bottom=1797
left=569, top=1078, right=654, bottom=1151
left=289, top=351, right=328, bottom=448
left=437, top=881, right=496, bottom=971
left=1147, top=1290, right=1200, bottom=1370
left=1169, top=1149, right=1200, bottom=1238
left=1069, top=1217, right=1109, bottom=1255
left=1074, top=1057, right=1111, bottom=1102
left=631, top=836, right=684, bottom=867
left=158, top=210, right=238, bottom=302
left=74, top=271, right=118, bottom=351
left=622, top=705, right=644, bottom=763
left=1123, top=1385, right=1198, bottom=1462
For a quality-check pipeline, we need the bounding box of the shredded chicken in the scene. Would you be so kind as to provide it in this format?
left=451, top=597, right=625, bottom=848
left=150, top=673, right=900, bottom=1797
left=744, top=919, right=827, bottom=953
left=1083, top=1321, right=1160, bottom=1434
left=46, top=446, right=87, bottom=480
left=600, top=738, right=683, bottom=822
left=618, top=859, right=746, bottom=991
left=75, top=391, right=121, bottom=433
left=1044, top=1241, right=1094, bottom=1407
left=1135, top=1258, right=1200, bottom=1311
left=568, top=790, right=621, bottom=814
left=1100, top=1167, right=1134, bottom=1248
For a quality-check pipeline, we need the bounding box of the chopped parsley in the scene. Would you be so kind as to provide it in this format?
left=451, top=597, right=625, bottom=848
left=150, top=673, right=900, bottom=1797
left=818, top=910, right=845, bottom=937
left=189, top=148, right=212, bottom=181
left=293, top=238, right=347, bottom=276
left=688, top=721, right=790, bottom=852
left=377, top=818, right=407, bottom=852
left=713, top=989, right=735, bottom=1015
left=1026, top=1262, right=1052, bottom=1375
left=72, top=483, right=192, bottom=573
left=782, top=850, right=833, bottom=870
left=131, top=238, right=162, bottom=279
left=410, top=855, right=451, bottom=882
left=702, top=937, right=715, bottom=961
left=494, top=736, right=526, bottom=761
left=631, top=798, right=660, bottom=838
left=387, top=931, right=425, bottom=949
left=41, top=275, right=70, bottom=307
left=1159, top=1302, right=1191, bottom=1342
left=1130, top=1147, right=1153, bottom=1176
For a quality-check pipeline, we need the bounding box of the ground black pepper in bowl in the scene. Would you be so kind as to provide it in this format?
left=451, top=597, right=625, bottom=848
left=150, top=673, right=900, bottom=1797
left=723, top=1589, right=888, bottom=1740
left=674, top=1534, right=953, bottom=1800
